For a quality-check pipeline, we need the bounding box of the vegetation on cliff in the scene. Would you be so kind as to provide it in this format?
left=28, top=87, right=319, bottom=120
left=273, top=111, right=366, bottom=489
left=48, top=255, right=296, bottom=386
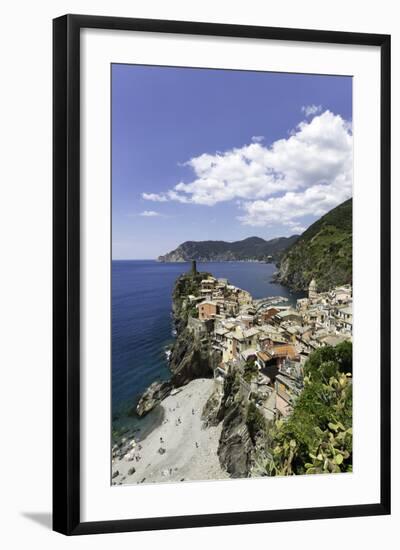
left=253, top=342, right=353, bottom=476
left=277, top=198, right=352, bottom=291
left=171, top=268, right=209, bottom=329
left=246, top=401, right=267, bottom=445
left=158, top=235, right=298, bottom=263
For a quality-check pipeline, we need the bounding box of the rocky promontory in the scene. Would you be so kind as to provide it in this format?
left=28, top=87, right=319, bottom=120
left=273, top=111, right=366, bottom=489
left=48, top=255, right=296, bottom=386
left=135, top=262, right=270, bottom=479
left=136, top=263, right=221, bottom=416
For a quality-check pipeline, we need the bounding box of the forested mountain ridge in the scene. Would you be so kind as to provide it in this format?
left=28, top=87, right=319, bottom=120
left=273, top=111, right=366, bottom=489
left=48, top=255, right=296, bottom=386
left=158, top=235, right=298, bottom=263
left=275, top=198, right=352, bottom=291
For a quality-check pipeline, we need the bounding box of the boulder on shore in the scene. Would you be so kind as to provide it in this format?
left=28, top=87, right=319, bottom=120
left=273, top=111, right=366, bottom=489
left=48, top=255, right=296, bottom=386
left=136, top=380, right=172, bottom=417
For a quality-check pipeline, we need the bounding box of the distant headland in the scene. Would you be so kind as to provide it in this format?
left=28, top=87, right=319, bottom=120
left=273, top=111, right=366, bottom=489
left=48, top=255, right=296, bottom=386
left=157, top=235, right=299, bottom=263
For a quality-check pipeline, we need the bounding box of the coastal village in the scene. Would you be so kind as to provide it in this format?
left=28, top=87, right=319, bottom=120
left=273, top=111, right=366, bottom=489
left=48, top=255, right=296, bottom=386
left=186, top=260, right=352, bottom=421
left=112, top=260, right=352, bottom=484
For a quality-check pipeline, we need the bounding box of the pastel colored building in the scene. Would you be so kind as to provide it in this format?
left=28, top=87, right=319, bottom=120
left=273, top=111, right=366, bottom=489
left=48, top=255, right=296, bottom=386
left=197, top=300, right=219, bottom=321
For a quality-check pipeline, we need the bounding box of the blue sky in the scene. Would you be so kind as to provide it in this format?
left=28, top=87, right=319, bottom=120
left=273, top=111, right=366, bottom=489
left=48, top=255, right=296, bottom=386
left=112, top=64, right=352, bottom=259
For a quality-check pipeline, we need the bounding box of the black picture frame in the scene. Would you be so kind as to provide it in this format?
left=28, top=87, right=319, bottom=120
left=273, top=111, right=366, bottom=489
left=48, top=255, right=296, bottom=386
left=53, top=14, right=391, bottom=536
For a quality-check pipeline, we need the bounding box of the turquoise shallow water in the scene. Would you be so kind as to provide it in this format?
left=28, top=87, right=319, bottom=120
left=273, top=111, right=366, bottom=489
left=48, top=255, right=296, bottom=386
left=112, top=260, right=305, bottom=416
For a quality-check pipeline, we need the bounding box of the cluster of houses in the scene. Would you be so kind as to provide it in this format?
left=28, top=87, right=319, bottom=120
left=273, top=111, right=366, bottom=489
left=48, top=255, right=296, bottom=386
left=185, top=269, right=352, bottom=421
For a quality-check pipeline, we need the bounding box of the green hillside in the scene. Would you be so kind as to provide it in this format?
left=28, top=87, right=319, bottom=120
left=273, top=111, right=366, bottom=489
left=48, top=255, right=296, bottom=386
left=276, top=199, right=352, bottom=292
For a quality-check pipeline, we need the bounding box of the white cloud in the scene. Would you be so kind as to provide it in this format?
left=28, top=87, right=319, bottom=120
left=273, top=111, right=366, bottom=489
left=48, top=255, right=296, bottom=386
left=141, top=192, right=168, bottom=202
left=301, top=104, right=322, bottom=117
left=238, top=174, right=351, bottom=227
left=291, top=225, right=307, bottom=234
left=251, top=135, right=264, bottom=143
left=285, top=221, right=307, bottom=234
left=139, top=210, right=160, bottom=217
left=142, top=110, right=352, bottom=227
left=142, top=190, right=191, bottom=203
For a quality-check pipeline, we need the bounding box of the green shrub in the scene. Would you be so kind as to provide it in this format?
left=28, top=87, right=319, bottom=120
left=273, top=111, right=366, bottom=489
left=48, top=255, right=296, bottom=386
left=243, top=359, right=258, bottom=383
left=256, top=343, right=352, bottom=476
left=247, top=401, right=266, bottom=444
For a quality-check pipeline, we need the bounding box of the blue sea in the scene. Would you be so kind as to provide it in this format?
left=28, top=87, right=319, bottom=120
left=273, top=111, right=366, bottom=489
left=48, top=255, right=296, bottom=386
left=112, top=260, right=304, bottom=417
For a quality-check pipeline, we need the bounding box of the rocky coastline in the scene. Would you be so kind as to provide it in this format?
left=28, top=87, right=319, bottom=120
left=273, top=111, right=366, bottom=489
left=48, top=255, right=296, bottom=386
left=112, top=199, right=354, bottom=484
left=112, top=256, right=353, bottom=484
left=113, top=263, right=262, bottom=483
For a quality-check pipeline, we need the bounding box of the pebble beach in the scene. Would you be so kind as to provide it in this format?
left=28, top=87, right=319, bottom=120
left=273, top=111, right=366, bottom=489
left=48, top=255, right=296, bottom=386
left=112, top=378, right=228, bottom=485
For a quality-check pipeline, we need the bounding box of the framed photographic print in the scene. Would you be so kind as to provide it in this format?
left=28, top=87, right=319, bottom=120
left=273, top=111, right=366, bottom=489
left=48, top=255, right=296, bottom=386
left=53, top=14, right=391, bottom=535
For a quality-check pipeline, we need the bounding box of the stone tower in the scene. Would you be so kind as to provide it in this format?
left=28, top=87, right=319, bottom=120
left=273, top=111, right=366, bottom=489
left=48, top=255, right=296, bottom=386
left=191, top=259, right=197, bottom=275
left=308, top=278, right=317, bottom=300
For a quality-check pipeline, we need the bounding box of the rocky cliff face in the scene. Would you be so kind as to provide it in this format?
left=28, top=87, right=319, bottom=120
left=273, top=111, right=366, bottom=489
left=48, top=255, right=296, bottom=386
left=169, top=270, right=223, bottom=385
left=168, top=327, right=221, bottom=386
left=136, top=268, right=220, bottom=416
left=216, top=369, right=255, bottom=477
left=200, top=367, right=257, bottom=478
left=201, top=381, right=224, bottom=428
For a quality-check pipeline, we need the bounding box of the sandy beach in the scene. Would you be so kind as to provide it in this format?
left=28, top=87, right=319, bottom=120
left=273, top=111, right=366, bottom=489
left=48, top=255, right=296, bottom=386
left=112, top=378, right=228, bottom=485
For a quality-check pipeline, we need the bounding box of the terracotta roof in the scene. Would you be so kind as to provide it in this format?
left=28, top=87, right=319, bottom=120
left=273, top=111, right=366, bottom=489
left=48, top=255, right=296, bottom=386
left=270, top=344, right=299, bottom=359
left=261, top=308, right=279, bottom=316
